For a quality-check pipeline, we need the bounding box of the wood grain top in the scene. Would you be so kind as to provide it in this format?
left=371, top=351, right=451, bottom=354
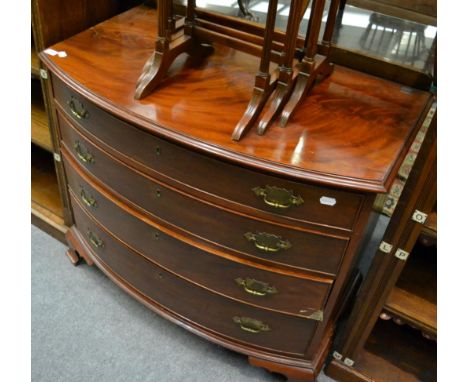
left=40, top=5, right=433, bottom=192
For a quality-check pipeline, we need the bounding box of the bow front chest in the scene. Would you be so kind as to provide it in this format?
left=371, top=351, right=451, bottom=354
left=39, top=6, right=433, bottom=381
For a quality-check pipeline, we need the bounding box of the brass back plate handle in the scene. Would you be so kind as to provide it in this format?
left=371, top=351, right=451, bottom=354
left=252, top=185, right=304, bottom=209
left=68, top=97, right=89, bottom=120
left=244, top=232, right=291, bottom=253
left=87, top=230, right=104, bottom=249
left=235, top=277, right=278, bottom=296
left=80, top=187, right=98, bottom=208
left=232, top=316, right=270, bottom=333
left=74, top=141, right=95, bottom=164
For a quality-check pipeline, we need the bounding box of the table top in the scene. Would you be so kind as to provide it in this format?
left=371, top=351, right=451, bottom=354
left=41, top=5, right=433, bottom=193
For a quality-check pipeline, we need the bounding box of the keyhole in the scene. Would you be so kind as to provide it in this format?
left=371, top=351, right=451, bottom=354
left=155, top=146, right=161, bottom=156
left=153, top=232, right=159, bottom=240
left=155, top=189, right=161, bottom=198
left=156, top=273, right=163, bottom=279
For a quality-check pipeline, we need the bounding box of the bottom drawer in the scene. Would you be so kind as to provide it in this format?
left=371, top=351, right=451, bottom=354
left=72, top=201, right=317, bottom=356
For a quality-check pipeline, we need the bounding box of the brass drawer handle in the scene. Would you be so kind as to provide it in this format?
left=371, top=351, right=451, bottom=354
left=74, top=141, right=95, bottom=164
left=68, top=97, right=89, bottom=120
left=80, top=187, right=98, bottom=208
left=252, top=185, right=304, bottom=209
left=87, top=230, right=104, bottom=249
left=235, top=277, right=277, bottom=296
left=244, top=232, right=291, bottom=253
left=233, top=316, right=270, bottom=333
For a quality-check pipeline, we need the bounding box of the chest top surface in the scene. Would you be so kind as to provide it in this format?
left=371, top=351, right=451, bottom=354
left=41, top=5, right=432, bottom=193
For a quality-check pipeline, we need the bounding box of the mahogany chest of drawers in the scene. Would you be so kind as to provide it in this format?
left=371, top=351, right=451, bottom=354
left=39, top=6, right=433, bottom=381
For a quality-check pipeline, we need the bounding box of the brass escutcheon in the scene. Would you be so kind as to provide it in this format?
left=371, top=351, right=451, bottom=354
left=244, top=232, right=291, bottom=253
left=252, top=185, right=304, bottom=209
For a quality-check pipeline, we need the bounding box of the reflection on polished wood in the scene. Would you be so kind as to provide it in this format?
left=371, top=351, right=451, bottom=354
left=40, top=5, right=432, bottom=192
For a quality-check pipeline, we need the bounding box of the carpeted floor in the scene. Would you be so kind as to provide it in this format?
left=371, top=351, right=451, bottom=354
left=32, top=225, right=336, bottom=382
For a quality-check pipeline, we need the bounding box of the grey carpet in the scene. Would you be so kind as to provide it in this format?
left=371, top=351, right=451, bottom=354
left=32, top=225, right=336, bottom=382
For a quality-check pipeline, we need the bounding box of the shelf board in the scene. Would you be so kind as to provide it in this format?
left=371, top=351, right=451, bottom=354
left=420, top=211, right=437, bottom=240
left=327, top=319, right=436, bottom=382
left=31, top=82, right=53, bottom=152
left=32, top=201, right=67, bottom=244
left=383, top=242, right=436, bottom=337
left=32, top=145, right=66, bottom=243
left=384, top=287, right=436, bottom=337
left=31, top=46, right=40, bottom=78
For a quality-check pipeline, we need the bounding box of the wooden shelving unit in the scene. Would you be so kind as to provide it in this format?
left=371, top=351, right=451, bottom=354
left=31, top=30, right=67, bottom=243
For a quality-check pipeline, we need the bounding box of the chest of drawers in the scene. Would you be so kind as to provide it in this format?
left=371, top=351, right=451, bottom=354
left=39, top=6, right=433, bottom=381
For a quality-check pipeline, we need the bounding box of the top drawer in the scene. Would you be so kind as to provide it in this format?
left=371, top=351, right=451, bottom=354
left=53, top=76, right=364, bottom=232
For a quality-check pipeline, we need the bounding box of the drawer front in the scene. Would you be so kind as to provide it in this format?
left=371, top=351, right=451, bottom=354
left=67, top=168, right=332, bottom=319
left=72, top=202, right=317, bottom=356
left=53, top=78, right=363, bottom=231
left=61, top=121, right=349, bottom=276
